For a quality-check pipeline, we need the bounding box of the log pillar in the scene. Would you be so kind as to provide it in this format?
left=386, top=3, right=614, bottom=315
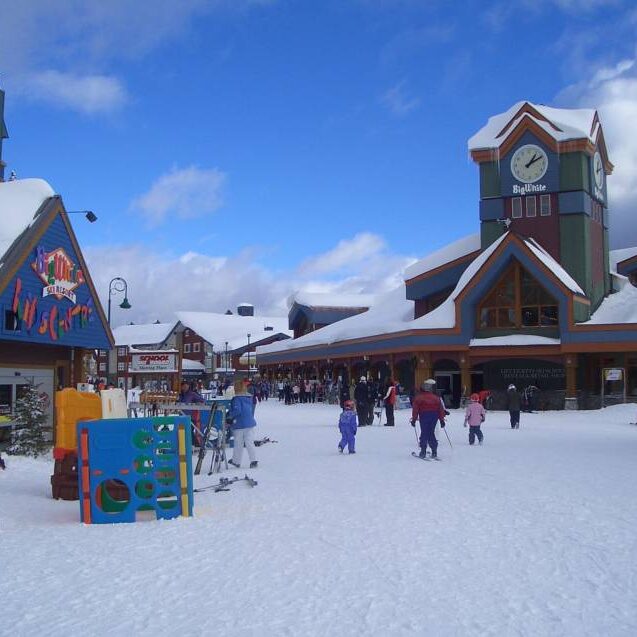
left=459, top=352, right=471, bottom=400
left=414, top=352, right=432, bottom=390
left=564, top=354, right=578, bottom=409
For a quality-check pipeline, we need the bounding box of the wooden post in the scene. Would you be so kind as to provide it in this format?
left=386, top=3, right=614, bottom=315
left=414, top=352, right=431, bottom=390
left=459, top=353, right=471, bottom=399
left=564, top=354, right=578, bottom=409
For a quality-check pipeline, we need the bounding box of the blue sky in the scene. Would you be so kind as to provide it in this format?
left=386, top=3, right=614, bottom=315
left=1, top=0, right=636, bottom=325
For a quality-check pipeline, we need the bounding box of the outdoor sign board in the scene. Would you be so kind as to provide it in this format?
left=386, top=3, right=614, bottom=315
left=130, top=352, right=177, bottom=373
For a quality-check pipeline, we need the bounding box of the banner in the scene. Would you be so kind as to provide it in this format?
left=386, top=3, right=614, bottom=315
left=130, top=353, right=177, bottom=373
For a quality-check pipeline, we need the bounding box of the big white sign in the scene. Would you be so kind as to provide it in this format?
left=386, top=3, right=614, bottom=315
left=130, top=352, right=177, bottom=373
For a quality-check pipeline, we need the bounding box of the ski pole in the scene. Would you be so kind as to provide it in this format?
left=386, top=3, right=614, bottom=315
left=442, top=423, right=453, bottom=449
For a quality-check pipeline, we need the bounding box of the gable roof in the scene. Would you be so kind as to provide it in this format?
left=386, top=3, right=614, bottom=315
left=176, top=311, right=291, bottom=351
left=288, top=291, right=375, bottom=310
left=112, top=322, right=176, bottom=347
left=0, top=178, right=55, bottom=267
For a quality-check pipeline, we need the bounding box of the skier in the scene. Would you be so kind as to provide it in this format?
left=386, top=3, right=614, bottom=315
left=337, top=400, right=358, bottom=454
left=464, top=393, right=485, bottom=445
left=383, top=378, right=397, bottom=426
left=228, top=378, right=259, bottom=469
left=411, top=379, right=446, bottom=459
left=507, top=384, right=521, bottom=429
left=354, top=376, right=370, bottom=426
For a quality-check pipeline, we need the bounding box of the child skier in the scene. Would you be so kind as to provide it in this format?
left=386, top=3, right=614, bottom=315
left=338, top=400, right=357, bottom=454
left=464, top=393, right=486, bottom=445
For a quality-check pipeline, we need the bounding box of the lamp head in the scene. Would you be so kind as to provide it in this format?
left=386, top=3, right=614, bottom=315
left=119, top=297, right=132, bottom=310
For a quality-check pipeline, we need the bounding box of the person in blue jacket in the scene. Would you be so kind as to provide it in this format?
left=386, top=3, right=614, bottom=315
left=338, top=400, right=358, bottom=454
left=228, top=378, right=258, bottom=469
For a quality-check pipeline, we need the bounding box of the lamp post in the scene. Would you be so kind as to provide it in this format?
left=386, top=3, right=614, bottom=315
left=225, top=341, right=229, bottom=380
left=247, top=333, right=251, bottom=375
left=107, top=277, right=131, bottom=382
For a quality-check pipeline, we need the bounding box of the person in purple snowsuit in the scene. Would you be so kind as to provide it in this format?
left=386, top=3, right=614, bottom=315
left=338, top=400, right=358, bottom=454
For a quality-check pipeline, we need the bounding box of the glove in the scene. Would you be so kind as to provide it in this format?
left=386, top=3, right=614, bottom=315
left=444, top=410, right=450, bottom=416
left=440, top=421, right=446, bottom=428
left=464, top=422, right=467, bottom=428
left=410, top=419, right=415, bottom=427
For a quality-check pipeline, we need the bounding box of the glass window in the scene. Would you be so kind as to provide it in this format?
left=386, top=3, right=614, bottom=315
left=526, top=196, right=536, bottom=217
left=185, top=330, right=190, bottom=337
left=117, top=362, right=125, bottom=371
left=193, top=342, right=201, bottom=353
left=478, top=261, right=558, bottom=329
left=512, top=197, right=522, bottom=219
left=99, top=363, right=106, bottom=372
left=117, top=347, right=127, bottom=357
left=4, top=310, right=21, bottom=332
left=99, top=349, right=107, bottom=357
left=184, top=344, right=191, bottom=353
left=540, top=194, right=551, bottom=216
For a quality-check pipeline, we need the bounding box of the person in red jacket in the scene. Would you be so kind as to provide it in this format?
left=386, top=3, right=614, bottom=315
left=411, top=379, right=446, bottom=459
left=383, top=378, right=397, bottom=426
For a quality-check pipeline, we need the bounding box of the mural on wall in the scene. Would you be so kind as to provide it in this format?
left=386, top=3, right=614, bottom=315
left=0, top=214, right=110, bottom=349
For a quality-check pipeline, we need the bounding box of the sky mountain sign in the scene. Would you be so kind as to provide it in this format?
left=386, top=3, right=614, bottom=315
left=130, top=352, right=178, bottom=373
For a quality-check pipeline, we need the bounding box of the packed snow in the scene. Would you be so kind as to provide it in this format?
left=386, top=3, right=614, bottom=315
left=111, top=322, right=176, bottom=347
left=2, top=401, right=637, bottom=636
left=585, top=283, right=637, bottom=324
left=0, top=177, right=55, bottom=265
left=404, top=234, right=480, bottom=281
left=610, top=247, right=637, bottom=272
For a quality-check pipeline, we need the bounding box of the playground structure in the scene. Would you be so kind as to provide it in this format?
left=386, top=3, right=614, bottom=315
left=77, top=415, right=193, bottom=524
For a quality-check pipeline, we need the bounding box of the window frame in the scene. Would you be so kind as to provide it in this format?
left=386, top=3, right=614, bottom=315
left=184, top=343, right=191, bottom=354
left=193, top=342, right=201, bottom=353
left=525, top=196, right=537, bottom=218
left=540, top=194, right=551, bottom=216
left=511, top=197, right=522, bottom=219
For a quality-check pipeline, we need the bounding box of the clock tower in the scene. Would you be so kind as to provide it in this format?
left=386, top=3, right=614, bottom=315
left=469, top=102, right=613, bottom=311
left=0, top=88, right=8, bottom=182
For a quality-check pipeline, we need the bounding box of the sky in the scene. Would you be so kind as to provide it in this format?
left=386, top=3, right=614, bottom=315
left=1, top=0, right=636, bottom=327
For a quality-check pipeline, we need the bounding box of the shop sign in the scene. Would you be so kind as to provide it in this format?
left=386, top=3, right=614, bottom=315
left=500, top=367, right=565, bottom=380
left=130, top=353, right=177, bottom=373
left=32, top=246, right=84, bottom=304
left=604, top=368, right=623, bottom=381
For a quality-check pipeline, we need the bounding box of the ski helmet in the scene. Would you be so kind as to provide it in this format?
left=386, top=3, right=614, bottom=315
left=344, top=400, right=354, bottom=410
left=470, top=393, right=480, bottom=402
left=421, top=378, right=436, bottom=391
left=360, top=376, right=366, bottom=382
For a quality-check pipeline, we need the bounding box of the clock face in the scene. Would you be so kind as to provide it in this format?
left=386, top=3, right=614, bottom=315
left=510, top=144, right=549, bottom=184
left=593, top=151, right=604, bottom=189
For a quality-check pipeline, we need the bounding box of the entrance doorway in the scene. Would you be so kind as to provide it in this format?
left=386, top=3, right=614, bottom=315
left=434, top=372, right=461, bottom=408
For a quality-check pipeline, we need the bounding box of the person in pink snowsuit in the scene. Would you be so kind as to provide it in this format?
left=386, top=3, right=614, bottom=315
left=464, top=393, right=486, bottom=445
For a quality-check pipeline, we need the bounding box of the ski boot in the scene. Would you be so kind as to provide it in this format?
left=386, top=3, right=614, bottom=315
left=250, top=461, right=258, bottom=469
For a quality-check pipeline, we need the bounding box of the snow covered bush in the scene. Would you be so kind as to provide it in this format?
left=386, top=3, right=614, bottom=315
left=7, top=384, right=51, bottom=457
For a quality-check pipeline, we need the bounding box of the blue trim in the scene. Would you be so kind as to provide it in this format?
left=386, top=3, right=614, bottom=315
left=288, top=303, right=367, bottom=331
left=405, top=258, right=473, bottom=301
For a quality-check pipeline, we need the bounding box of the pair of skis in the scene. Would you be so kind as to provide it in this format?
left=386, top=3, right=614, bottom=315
left=411, top=451, right=441, bottom=462
left=254, top=437, right=278, bottom=447
left=194, top=474, right=258, bottom=493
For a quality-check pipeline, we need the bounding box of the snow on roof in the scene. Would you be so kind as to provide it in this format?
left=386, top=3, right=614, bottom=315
left=470, top=335, right=561, bottom=347
left=112, top=322, right=175, bottom=347
left=288, top=291, right=376, bottom=310
left=404, top=234, right=481, bottom=281
left=610, top=247, right=637, bottom=272
left=524, top=238, right=584, bottom=295
left=0, top=178, right=55, bottom=265
left=584, top=284, right=637, bottom=325
left=468, top=101, right=599, bottom=151
left=176, top=311, right=291, bottom=351
left=182, top=359, right=205, bottom=371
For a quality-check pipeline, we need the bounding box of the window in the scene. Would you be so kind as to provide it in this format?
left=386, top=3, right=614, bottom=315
left=99, top=363, right=106, bottom=372
left=512, top=197, right=522, bottom=219
left=184, top=343, right=191, bottom=353
left=525, top=196, right=536, bottom=217
left=540, top=194, right=551, bottom=216
left=193, top=342, right=201, bottom=353
left=185, top=330, right=190, bottom=337
left=99, top=349, right=107, bottom=357
left=4, top=310, right=20, bottom=332
left=117, top=347, right=127, bottom=357
left=117, top=362, right=126, bottom=372
left=478, top=261, right=558, bottom=329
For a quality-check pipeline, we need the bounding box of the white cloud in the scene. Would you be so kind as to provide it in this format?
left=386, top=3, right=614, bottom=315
left=298, top=233, right=386, bottom=275
left=556, top=56, right=637, bottom=247
left=0, top=0, right=268, bottom=114
left=84, top=233, right=416, bottom=326
left=131, top=166, right=227, bottom=226
left=380, top=81, right=421, bottom=117
left=20, top=71, right=128, bottom=114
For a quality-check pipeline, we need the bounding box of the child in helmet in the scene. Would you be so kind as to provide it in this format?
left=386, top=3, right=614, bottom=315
left=338, top=400, right=358, bottom=454
left=464, top=393, right=486, bottom=445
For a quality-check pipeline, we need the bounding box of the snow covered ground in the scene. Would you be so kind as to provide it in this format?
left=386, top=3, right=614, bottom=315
left=2, top=401, right=637, bottom=636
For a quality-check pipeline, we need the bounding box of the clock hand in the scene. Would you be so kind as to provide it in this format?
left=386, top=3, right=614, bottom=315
left=525, top=154, right=541, bottom=168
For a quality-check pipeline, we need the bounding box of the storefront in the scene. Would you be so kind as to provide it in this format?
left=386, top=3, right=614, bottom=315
left=0, top=179, right=113, bottom=433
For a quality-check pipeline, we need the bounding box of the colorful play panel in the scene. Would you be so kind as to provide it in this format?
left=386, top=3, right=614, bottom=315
left=77, top=416, right=194, bottom=524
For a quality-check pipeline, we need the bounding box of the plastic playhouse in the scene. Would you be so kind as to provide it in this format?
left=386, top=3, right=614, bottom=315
left=77, top=415, right=193, bottom=524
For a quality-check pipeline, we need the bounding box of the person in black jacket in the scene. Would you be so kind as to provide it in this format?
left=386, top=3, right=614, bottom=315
left=354, top=376, right=370, bottom=426
left=507, top=384, right=521, bottom=429
left=339, top=379, right=351, bottom=409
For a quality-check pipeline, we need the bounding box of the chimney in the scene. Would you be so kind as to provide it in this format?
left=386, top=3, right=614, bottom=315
left=237, top=303, right=254, bottom=317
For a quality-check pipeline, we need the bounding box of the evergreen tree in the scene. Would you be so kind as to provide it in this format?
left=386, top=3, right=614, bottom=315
left=8, top=384, right=51, bottom=457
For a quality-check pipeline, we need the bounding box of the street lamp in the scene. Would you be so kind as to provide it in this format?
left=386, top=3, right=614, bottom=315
left=225, top=341, right=229, bottom=378
left=107, top=277, right=131, bottom=382
left=247, top=333, right=251, bottom=374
